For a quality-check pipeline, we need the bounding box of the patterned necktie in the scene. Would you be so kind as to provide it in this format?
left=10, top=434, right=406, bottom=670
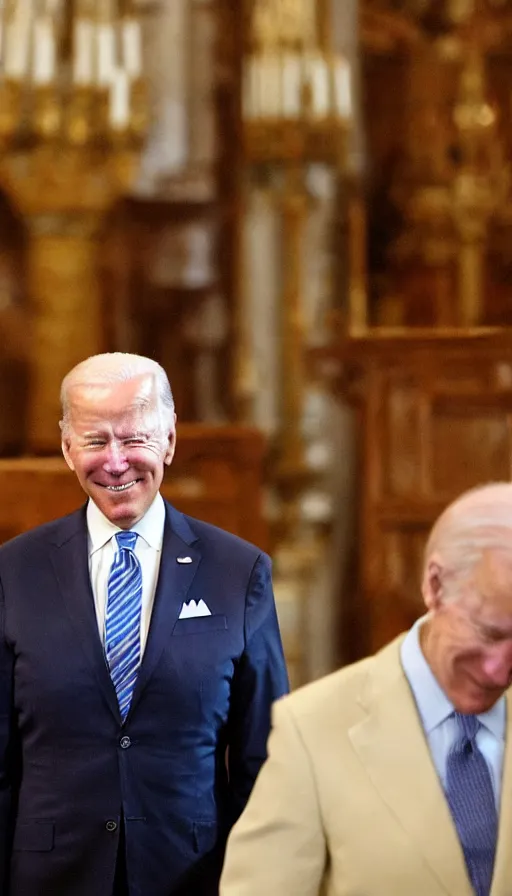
left=445, top=712, right=497, bottom=896
left=105, top=531, right=143, bottom=722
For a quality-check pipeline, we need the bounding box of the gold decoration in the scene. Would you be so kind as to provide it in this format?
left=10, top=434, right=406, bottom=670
left=451, top=45, right=509, bottom=325
left=383, top=10, right=509, bottom=333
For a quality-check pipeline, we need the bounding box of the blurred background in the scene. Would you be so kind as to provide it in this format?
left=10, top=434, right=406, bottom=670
left=1, top=0, right=512, bottom=687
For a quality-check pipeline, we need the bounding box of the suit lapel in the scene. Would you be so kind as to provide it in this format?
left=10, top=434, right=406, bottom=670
left=489, top=690, right=512, bottom=896
left=127, top=503, right=201, bottom=718
left=348, top=638, right=472, bottom=896
left=49, top=507, right=121, bottom=723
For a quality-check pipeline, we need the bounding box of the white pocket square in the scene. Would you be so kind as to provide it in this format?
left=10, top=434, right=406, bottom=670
left=178, top=599, right=212, bottom=619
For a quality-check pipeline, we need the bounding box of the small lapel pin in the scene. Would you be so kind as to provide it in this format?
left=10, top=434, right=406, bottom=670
left=177, top=556, right=193, bottom=564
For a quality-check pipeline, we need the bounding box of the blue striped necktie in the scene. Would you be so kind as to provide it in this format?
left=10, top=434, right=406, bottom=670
left=105, top=531, right=143, bottom=722
left=445, top=712, right=497, bottom=896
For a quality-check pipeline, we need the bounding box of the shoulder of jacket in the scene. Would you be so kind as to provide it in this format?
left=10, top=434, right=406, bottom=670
left=179, top=510, right=268, bottom=563
left=0, top=507, right=85, bottom=559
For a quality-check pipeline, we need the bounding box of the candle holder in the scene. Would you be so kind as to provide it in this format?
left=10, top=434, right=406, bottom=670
left=244, top=116, right=346, bottom=166
left=129, top=78, right=149, bottom=140
left=33, top=86, right=62, bottom=142
left=65, top=86, right=98, bottom=146
left=0, top=81, right=23, bottom=145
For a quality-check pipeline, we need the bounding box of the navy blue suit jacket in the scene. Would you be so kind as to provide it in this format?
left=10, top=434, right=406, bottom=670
left=0, top=501, right=289, bottom=896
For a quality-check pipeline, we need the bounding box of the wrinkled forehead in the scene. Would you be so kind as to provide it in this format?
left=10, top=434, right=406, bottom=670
left=67, top=374, right=161, bottom=426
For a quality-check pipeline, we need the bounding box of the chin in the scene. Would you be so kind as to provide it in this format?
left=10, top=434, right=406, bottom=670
left=110, top=504, right=139, bottom=522
left=107, top=508, right=136, bottom=524
left=98, top=498, right=140, bottom=527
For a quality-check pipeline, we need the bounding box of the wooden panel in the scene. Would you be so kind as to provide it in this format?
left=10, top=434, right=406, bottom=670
left=335, top=332, right=512, bottom=659
left=0, top=424, right=268, bottom=551
left=431, top=405, right=512, bottom=494
left=384, top=377, right=424, bottom=497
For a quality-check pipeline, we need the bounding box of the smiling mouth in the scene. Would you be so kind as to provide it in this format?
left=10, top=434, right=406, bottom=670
left=100, top=480, right=140, bottom=492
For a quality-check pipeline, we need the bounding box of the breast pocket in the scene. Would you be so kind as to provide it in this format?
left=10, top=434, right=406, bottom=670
left=172, top=614, right=228, bottom=636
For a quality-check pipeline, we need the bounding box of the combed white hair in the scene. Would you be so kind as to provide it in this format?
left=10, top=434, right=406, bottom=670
left=60, top=352, right=175, bottom=436
left=423, top=482, right=512, bottom=592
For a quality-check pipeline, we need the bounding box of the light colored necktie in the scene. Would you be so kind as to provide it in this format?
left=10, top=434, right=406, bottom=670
left=445, top=712, right=497, bottom=896
left=105, top=531, right=143, bottom=722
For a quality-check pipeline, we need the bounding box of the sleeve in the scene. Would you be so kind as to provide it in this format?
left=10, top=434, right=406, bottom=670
left=226, top=552, right=289, bottom=823
left=220, top=698, right=326, bottom=896
left=0, top=575, right=16, bottom=894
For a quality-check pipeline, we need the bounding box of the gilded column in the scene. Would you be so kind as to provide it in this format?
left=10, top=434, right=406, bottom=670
left=25, top=217, right=104, bottom=448
left=1, top=143, right=141, bottom=453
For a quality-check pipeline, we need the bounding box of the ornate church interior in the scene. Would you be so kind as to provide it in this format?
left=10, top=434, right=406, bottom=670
left=0, top=0, right=511, bottom=687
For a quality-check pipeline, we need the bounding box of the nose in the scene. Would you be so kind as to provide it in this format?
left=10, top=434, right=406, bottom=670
left=481, top=644, right=512, bottom=689
left=102, top=440, right=129, bottom=476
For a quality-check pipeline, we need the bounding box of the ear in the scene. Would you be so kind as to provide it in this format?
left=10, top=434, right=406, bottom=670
left=422, top=554, right=445, bottom=612
left=164, top=416, right=177, bottom=467
left=61, top=435, right=75, bottom=472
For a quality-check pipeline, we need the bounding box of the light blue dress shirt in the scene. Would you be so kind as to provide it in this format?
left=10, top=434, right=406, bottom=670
left=400, top=617, right=506, bottom=810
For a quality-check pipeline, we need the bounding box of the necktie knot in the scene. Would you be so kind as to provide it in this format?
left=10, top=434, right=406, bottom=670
left=115, top=531, right=138, bottom=552
left=453, top=711, right=479, bottom=744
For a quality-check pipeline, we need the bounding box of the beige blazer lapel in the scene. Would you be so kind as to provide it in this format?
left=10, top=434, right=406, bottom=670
left=348, top=638, right=473, bottom=896
left=490, top=689, right=512, bottom=896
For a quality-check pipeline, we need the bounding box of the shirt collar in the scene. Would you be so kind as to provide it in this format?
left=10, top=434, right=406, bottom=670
left=87, top=492, right=166, bottom=555
left=401, top=615, right=506, bottom=740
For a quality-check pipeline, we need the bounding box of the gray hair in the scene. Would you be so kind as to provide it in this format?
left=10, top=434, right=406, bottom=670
left=424, top=482, right=512, bottom=591
left=60, top=352, right=175, bottom=437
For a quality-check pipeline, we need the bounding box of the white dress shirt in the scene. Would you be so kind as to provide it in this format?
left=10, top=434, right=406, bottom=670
left=400, top=616, right=506, bottom=810
left=87, top=493, right=165, bottom=655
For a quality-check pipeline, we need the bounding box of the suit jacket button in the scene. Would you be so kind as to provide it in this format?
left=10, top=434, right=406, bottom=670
left=105, top=821, right=118, bottom=833
left=120, top=736, right=131, bottom=749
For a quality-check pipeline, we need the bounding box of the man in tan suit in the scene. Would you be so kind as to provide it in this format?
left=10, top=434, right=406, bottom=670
left=220, top=482, right=512, bottom=896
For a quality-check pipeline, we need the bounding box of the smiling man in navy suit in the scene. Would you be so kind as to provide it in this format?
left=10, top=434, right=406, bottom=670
left=0, top=352, right=289, bottom=896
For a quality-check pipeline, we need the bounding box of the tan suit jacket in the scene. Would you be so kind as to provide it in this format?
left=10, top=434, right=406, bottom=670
left=220, top=634, right=512, bottom=896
